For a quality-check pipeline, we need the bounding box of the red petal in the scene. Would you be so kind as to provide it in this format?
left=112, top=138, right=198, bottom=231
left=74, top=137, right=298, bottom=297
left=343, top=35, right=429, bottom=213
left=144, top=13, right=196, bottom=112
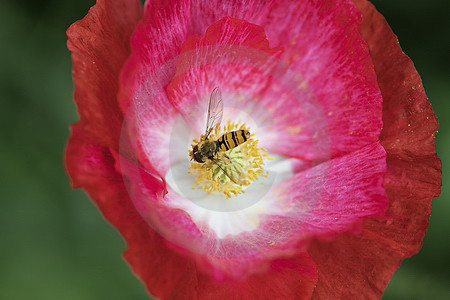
left=65, top=124, right=190, bottom=299
left=118, top=135, right=386, bottom=280
left=356, top=0, right=439, bottom=159
left=67, top=0, right=442, bottom=298
left=192, top=254, right=318, bottom=299
left=66, top=123, right=318, bottom=300
left=67, top=0, right=142, bottom=150
left=309, top=1, right=442, bottom=298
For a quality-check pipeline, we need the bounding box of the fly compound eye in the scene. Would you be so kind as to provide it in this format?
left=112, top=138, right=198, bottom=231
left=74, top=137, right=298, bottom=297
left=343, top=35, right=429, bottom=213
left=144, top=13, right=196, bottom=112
left=191, top=145, right=204, bottom=163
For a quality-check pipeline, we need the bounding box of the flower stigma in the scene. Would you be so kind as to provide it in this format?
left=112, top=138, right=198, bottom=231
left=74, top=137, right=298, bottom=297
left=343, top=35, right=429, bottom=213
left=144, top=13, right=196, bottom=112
left=189, top=120, right=271, bottom=198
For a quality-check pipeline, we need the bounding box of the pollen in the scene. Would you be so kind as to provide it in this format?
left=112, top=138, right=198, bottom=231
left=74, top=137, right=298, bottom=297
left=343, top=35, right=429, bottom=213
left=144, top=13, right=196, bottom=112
left=189, top=121, right=271, bottom=198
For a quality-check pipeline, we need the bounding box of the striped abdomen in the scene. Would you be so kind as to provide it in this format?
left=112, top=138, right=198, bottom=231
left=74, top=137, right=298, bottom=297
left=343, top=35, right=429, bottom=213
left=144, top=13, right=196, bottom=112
left=216, top=130, right=250, bottom=152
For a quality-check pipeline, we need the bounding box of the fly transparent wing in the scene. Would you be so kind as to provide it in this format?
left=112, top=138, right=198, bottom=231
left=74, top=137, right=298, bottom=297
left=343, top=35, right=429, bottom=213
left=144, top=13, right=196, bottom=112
left=204, top=87, right=223, bottom=138
left=210, top=157, right=238, bottom=184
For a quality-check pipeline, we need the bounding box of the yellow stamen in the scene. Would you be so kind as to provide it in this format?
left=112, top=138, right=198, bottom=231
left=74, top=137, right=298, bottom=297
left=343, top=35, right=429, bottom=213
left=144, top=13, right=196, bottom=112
left=188, top=121, right=270, bottom=198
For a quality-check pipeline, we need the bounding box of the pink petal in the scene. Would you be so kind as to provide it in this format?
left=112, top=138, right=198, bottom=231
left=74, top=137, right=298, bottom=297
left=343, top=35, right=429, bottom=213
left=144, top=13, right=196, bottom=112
left=121, top=92, right=183, bottom=178
left=261, top=0, right=383, bottom=159
left=119, top=0, right=191, bottom=112
left=166, top=17, right=286, bottom=140
left=116, top=1, right=388, bottom=283
left=118, top=0, right=196, bottom=177
left=181, top=0, right=383, bottom=160
left=187, top=0, right=273, bottom=35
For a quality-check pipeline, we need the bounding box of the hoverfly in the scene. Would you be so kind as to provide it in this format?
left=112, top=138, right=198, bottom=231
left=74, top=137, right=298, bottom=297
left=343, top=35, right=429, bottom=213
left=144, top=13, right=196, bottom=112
left=190, top=87, right=251, bottom=183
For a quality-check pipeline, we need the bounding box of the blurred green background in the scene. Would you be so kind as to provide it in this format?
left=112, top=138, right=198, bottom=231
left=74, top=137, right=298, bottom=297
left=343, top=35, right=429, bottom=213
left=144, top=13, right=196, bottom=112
left=0, top=0, right=448, bottom=299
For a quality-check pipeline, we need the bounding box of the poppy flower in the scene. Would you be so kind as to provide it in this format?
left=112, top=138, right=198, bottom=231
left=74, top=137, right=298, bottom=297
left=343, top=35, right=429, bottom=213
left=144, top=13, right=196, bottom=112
left=65, top=0, right=441, bottom=298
